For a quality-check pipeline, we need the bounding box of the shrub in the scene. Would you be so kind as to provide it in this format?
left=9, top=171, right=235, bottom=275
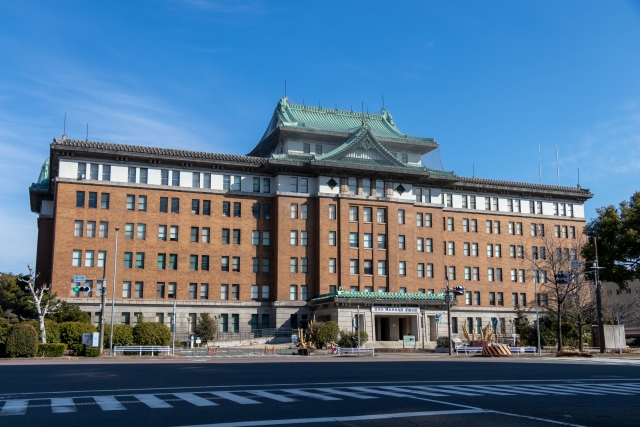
left=37, top=343, right=67, bottom=357
left=5, top=324, right=38, bottom=357
left=194, top=314, right=217, bottom=341
left=309, top=321, right=340, bottom=349
left=84, top=347, right=101, bottom=357
left=103, top=324, right=134, bottom=347
left=133, top=322, right=171, bottom=346
left=0, top=322, right=10, bottom=344
left=59, top=322, right=96, bottom=345
left=338, top=330, right=368, bottom=348
left=26, top=320, right=61, bottom=343
left=68, top=344, right=85, bottom=356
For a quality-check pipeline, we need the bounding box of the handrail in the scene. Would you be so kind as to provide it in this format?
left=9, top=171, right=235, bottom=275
left=337, top=347, right=375, bottom=356
left=113, top=346, right=171, bottom=356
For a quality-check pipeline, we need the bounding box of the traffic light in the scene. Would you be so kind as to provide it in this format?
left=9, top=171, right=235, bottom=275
left=555, top=272, right=570, bottom=284
left=452, top=286, right=465, bottom=296
left=73, top=284, right=91, bottom=293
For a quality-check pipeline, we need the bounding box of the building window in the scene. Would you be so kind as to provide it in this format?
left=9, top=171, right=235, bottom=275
left=135, top=252, right=145, bottom=269
left=158, top=225, right=167, bottom=241
left=262, top=231, right=270, bottom=246
left=191, top=199, right=200, bottom=215
left=262, top=178, right=270, bottom=193
left=348, top=177, right=357, bottom=195
left=377, top=234, right=386, bottom=249
left=329, top=204, right=336, bottom=220
left=169, top=226, right=178, bottom=241
left=102, top=165, right=111, bottom=181
left=290, top=257, right=298, bottom=273
left=222, top=202, right=230, bottom=216
left=349, top=206, right=358, bottom=221
left=290, top=285, right=298, bottom=301
left=202, top=173, right=210, bottom=189
left=301, top=204, right=308, bottom=220
left=157, top=253, right=166, bottom=270
left=488, top=268, right=494, bottom=281
left=261, top=285, right=269, bottom=300
left=200, top=284, right=209, bottom=299
left=251, top=285, right=259, bottom=301
left=252, top=257, right=259, bottom=273
left=329, top=258, right=336, bottom=273
left=401, top=153, right=408, bottom=163
left=290, top=230, right=298, bottom=246
left=123, top=252, right=132, bottom=268
left=398, top=209, right=405, bottom=224
left=233, top=202, right=241, bottom=217
left=363, top=260, right=373, bottom=275
left=291, top=204, right=298, bottom=219
left=377, top=208, right=386, bottom=223
left=232, top=257, right=240, bottom=272
left=84, top=250, right=94, bottom=267
left=221, top=256, right=229, bottom=271
left=232, top=229, right=240, bottom=244
left=465, top=291, right=471, bottom=305
left=417, top=238, right=424, bottom=252
left=378, top=260, right=387, bottom=276
left=418, top=263, right=425, bottom=278
left=364, top=233, right=373, bottom=249
left=231, top=284, right=239, bottom=300
left=486, top=220, right=492, bottom=234
left=161, top=170, right=169, bottom=185
left=301, top=258, right=308, bottom=273
left=329, top=231, right=336, bottom=246
left=426, top=263, right=433, bottom=278
left=398, top=235, right=406, bottom=250
left=425, top=213, right=432, bottom=227
left=167, top=283, right=176, bottom=299
left=399, top=261, right=406, bottom=276
left=125, top=223, right=134, bottom=239
left=190, top=255, right=198, bottom=271
left=473, top=291, right=480, bottom=305
left=171, top=198, right=179, bottom=213
left=221, top=285, right=229, bottom=300
left=99, top=193, right=109, bottom=209
left=76, top=191, right=85, bottom=208
left=188, top=283, right=197, bottom=299
left=137, top=224, right=146, bottom=240
left=171, top=170, right=180, bottom=186
left=74, top=220, right=83, bottom=237
left=202, top=227, right=210, bottom=243
left=350, top=259, right=359, bottom=275
left=262, top=258, right=270, bottom=273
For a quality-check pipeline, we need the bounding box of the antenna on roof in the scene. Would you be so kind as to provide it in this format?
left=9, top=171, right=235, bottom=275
left=86, top=123, right=89, bottom=141
left=382, top=92, right=385, bottom=109
left=538, top=141, right=542, bottom=184
left=556, top=143, right=560, bottom=185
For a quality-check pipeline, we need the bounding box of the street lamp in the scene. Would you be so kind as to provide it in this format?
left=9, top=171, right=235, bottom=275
left=109, top=227, right=119, bottom=356
left=534, top=258, right=541, bottom=355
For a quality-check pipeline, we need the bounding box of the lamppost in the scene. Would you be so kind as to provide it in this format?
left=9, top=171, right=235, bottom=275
left=109, top=227, right=119, bottom=356
left=534, top=258, right=541, bottom=355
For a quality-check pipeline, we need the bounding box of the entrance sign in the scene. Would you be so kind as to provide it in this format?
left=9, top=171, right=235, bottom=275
left=372, top=307, right=419, bottom=313
left=403, top=335, right=416, bottom=346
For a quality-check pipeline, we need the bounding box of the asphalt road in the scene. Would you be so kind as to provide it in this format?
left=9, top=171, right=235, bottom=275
left=0, top=356, right=639, bottom=427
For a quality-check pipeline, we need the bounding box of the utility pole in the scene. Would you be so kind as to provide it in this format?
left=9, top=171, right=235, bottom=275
left=445, top=277, right=452, bottom=356
left=109, top=227, right=119, bottom=356
left=357, top=304, right=361, bottom=352
left=593, top=237, right=605, bottom=354
left=534, top=258, right=541, bottom=355
left=171, top=301, right=177, bottom=355
left=98, top=263, right=106, bottom=355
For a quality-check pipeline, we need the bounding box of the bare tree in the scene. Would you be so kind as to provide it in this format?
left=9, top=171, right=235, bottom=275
left=564, top=280, right=596, bottom=352
left=523, top=230, right=587, bottom=352
left=20, top=266, right=59, bottom=344
left=602, top=284, right=640, bottom=326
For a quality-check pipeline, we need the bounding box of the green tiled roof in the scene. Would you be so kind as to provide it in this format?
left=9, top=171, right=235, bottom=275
left=260, top=97, right=437, bottom=145
left=311, top=289, right=452, bottom=302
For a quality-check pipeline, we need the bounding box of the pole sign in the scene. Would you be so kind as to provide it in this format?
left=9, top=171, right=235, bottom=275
left=571, top=260, right=581, bottom=270
left=491, top=317, right=498, bottom=329
left=444, top=294, right=450, bottom=304
left=73, top=275, right=86, bottom=283
left=435, top=314, right=442, bottom=323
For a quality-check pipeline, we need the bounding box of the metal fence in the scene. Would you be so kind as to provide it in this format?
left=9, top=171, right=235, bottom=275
left=176, top=346, right=296, bottom=357
left=213, top=328, right=294, bottom=342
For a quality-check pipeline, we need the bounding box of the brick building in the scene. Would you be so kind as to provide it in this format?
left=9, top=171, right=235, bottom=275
left=29, top=96, right=593, bottom=346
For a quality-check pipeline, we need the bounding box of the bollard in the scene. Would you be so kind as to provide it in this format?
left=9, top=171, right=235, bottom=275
left=271, top=346, right=276, bottom=355
left=215, top=346, right=219, bottom=355
left=207, top=347, right=211, bottom=355
left=264, top=346, right=268, bottom=355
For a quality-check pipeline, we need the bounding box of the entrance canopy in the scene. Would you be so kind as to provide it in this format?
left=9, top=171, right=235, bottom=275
left=309, top=289, right=455, bottom=309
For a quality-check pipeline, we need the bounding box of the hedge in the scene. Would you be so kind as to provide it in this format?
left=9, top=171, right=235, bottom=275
left=26, top=320, right=61, bottom=343
left=103, top=324, right=134, bottom=347
left=68, top=343, right=85, bottom=356
left=133, top=322, right=171, bottom=346
left=36, top=343, right=67, bottom=357
left=85, top=347, right=101, bottom=357
left=5, top=324, right=39, bottom=357
left=59, top=322, right=96, bottom=345
left=337, top=330, right=369, bottom=348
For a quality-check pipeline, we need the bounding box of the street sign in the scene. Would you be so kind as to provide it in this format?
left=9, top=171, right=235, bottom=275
left=491, top=317, right=498, bottom=328
left=403, top=335, right=416, bottom=346
left=571, top=260, right=581, bottom=270
left=435, top=314, right=442, bottom=323
left=444, top=295, right=450, bottom=303
left=73, top=275, right=86, bottom=283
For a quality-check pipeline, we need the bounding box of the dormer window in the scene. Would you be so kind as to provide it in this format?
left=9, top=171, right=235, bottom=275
left=303, top=143, right=310, bottom=154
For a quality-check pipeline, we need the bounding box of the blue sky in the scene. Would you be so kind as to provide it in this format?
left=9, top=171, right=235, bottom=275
left=1, top=1, right=639, bottom=274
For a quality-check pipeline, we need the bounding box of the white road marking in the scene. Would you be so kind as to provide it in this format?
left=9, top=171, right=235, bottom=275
left=51, top=397, right=77, bottom=413
left=210, top=392, right=260, bottom=405
left=431, top=385, right=484, bottom=396
left=248, top=390, right=297, bottom=403
left=489, top=385, right=547, bottom=395
left=174, top=393, right=218, bottom=407
left=462, top=385, right=516, bottom=396
left=347, top=387, right=413, bottom=398
left=171, top=409, right=485, bottom=427
left=522, top=384, right=576, bottom=395
left=381, top=386, right=446, bottom=397
left=135, top=394, right=173, bottom=408
left=93, top=395, right=126, bottom=411
left=284, top=389, right=341, bottom=401
left=314, top=387, right=377, bottom=399
left=0, top=399, right=28, bottom=416
left=578, top=384, right=633, bottom=395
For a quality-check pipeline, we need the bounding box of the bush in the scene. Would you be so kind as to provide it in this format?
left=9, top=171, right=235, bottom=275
left=37, top=343, right=67, bottom=357
left=0, top=322, right=10, bottom=344
left=68, top=343, right=85, bottom=356
left=59, top=322, right=96, bottom=345
left=133, top=322, right=171, bottom=346
left=84, top=347, right=101, bottom=357
left=5, top=324, right=38, bottom=357
left=311, top=321, right=340, bottom=349
left=26, top=320, right=61, bottom=343
left=103, top=324, right=134, bottom=347
left=338, top=330, right=368, bottom=348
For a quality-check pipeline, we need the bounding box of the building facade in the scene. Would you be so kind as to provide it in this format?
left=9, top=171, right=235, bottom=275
left=29, top=97, right=593, bottom=346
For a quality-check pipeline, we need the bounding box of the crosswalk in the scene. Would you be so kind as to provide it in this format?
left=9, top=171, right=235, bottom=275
left=2, top=382, right=639, bottom=416
left=543, top=357, right=640, bottom=366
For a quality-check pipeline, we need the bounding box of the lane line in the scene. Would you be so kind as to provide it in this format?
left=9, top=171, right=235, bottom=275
left=284, top=389, right=341, bottom=401
left=314, top=387, right=378, bottom=399
left=174, top=393, right=218, bottom=407
left=93, top=395, right=126, bottom=411
left=0, top=400, right=28, bottom=416
left=51, top=397, right=77, bottom=413
left=171, top=409, right=485, bottom=427
left=248, top=390, right=297, bottom=403
left=210, top=392, right=260, bottom=405
left=5, top=377, right=640, bottom=398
